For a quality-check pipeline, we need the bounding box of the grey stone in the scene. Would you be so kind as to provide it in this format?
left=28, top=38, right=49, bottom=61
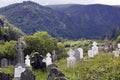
left=74, top=49, right=80, bottom=61
left=47, top=67, right=65, bottom=80
left=14, top=38, right=26, bottom=64
left=1, top=58, right=8, bottom=68
left=20, top=68, right=35, bottom=80
left=52, top=50, right=57, bottom=62
left=0, top=72, right=11, bottom=80
left=55, top=77, right=68, bottom=80
left=31, top=52, right=46, bottom=71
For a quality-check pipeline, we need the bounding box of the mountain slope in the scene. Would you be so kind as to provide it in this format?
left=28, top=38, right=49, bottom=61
left=49, top=4, right=120, bottom=39
left=0, top=1, right=77, bottom=39
left=0, top=15, right=24, bottom=41
left=1, top=1, right=120, bottom=39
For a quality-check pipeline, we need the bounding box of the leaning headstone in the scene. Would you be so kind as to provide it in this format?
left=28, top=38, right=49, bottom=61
left=1, top=58, right=8, bottom=68
left=25, top=55, right=31, bottom=67
left=113, top=48, right=119, bottom=58
left=52, top=50, right=57, bottom=62
left=43, top=53, right=52, bottom=66
left=14, top=38, right=26, bottom=64
left=20, top=68, right=35, bottom=80
left=88, top=50, right=94, bottom=58
left=67, top=50, right=76, bottom=67
left=0, top=72, right=11, bottom=80
left=92, top=41, right=98, bottom=55
left=14, top=65, right=25, bottom=80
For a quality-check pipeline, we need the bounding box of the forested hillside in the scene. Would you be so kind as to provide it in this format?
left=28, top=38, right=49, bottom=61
left=0, top=1, right=120, bottom=39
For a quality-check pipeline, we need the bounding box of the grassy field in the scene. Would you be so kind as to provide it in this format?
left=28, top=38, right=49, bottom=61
left=1, top=53, right=120, bottom=80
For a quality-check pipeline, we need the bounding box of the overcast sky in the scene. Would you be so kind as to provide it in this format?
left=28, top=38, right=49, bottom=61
left=0, top=0, right=120, bottom=8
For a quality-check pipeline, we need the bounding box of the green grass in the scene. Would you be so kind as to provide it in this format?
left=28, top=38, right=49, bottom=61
left=1, top=53, right=120, bottom=80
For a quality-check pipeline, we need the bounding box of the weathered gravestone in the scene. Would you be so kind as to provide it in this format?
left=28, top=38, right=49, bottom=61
left=0, top=72, right=11, bottom=80
left=14, top=38, right=26, bottom=64
left=14, top=65, right=25, bottom=80
left=1, top=58, right=8, bottom=68
left=25, top=55, right=31, bottom=67
left=92, top=41, right=98, bottom=55
left=47, top=67, right=67, bottom=80
left=74, top=48, right=83, bottom=61
left=67, top=49, right=76, bottom=67
left=113, top=48, right=119, bottom=58
left=52, top=50, right=57, bottom=62
left=42, top=53, right=52, bottom=66
left=20, top=68, right=35, bottom=80
left=78, top=48, right=83, bottom=59
left=88, top=50, right=94, bottom=58
left=31, top=52, right=46, bottom=71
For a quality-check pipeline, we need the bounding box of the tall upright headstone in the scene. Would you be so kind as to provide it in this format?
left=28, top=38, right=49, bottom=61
left=14, top=38, right=26, bottom=64
left=92, top=41, right=98, bottom=55
left=67, top=49, right=76, bottom=67
left=52, top=50, right=57, bottom=62
left=78, top=48, right=83, bottom=59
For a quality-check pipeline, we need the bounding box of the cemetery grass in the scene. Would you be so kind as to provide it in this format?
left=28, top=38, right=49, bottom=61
left=1, top=53, right=120, bottom=80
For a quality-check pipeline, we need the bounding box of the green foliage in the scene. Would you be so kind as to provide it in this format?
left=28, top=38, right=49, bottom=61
left=56, top=53, right=120, bottom=80
left=56, top=42, right=67, bottom=59
left=0, top=15, right=24, bottom=41
left=1, top=53, right=120, bottom=80
left=24, top=31, right=56, bottom=56
left=0, top=40, right=16, bottom=60
left=116, top=35, right=120, bottom=44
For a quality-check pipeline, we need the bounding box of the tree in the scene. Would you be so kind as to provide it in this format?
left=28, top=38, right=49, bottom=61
left=24, top=31, right=56, bottom=56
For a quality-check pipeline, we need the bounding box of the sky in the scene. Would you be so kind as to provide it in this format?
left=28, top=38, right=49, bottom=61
left=0, top=0, right=120, bottom=8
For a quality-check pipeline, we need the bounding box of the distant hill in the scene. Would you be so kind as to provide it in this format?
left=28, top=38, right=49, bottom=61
left=0, top=1, right=120, bottom=39
left=0, top=15, right=24, bottom=41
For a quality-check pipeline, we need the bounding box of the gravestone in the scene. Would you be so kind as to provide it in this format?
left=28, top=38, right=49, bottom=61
left=0, top=72, right=11, bottom=80
left=14, top=38, right=26, bottom=64
left=25, top=55, right=31, bottom=67
left=52, top=50, right=57, bottom=62
left=92, top=41, right=98, bottom=55
left=113, top=48, right=119, bottom=58
left=78, top=48, right=83, bottom=59
left=47, top=67, right=65, bottom=80
left=118, top=43, right=120, bottom=49
left=67, top=50, right=76, bottom=67
left=20, top=68, right=35, bottom=80
left=43, top=53, right=52, bottom=66
left=30, top=52, right=46, bottom=71
left=67, top=49, right=74, bottom=56
left=88, top=50, right=94, bottom=58
left=74, top=49, right=80, bottom=61
left=14, top=65, right=25, bottom=80
left=1, top=58, right=8, bottom=68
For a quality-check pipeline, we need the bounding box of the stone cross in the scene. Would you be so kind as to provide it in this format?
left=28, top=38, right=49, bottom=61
left=14, top=38, right=26, bottom=64
left=42, top=53, right=52, bottom=66
left=25, top=55, right=31, bottom=67
left=92, top=41, right=98, bottom=55
left=14, top=66, right=25, bottom=78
